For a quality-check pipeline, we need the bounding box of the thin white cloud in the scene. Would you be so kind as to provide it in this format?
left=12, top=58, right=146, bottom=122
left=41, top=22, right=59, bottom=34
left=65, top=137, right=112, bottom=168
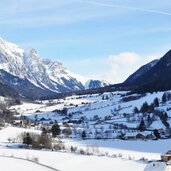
left=0, top=16, right=73, bottom=28
left=2, top=0, right=170, bottom=29
left=104, top=52, right=157, bottom=83
left=79, top=0, right=171, bottom=16
left=0, top=0, right=77, bottom=14
left=61, top=52, right=159, bottom=84
left=0, top=0, right=94, bottom=28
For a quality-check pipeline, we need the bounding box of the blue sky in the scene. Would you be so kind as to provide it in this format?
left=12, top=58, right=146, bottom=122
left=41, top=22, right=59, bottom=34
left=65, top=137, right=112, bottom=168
left=0, top=0, right=171, bottom=83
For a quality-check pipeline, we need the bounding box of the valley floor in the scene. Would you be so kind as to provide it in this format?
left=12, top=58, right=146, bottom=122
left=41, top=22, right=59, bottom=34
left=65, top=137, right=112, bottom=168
left=3, top=90, right=171, bottom=171
left=0, top=156, right=55, bottom=171
left=64, top=138, right=169, bottom=160
left=1, top=126, right=170, bottom=171
left=0, top=147, right=145, bottom=171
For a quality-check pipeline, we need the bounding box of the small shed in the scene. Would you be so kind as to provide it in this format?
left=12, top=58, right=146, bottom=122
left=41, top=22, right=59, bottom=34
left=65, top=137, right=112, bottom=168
left=136, top=133, right=146, bottom=140
left=161, top=151, right=171, bottom=162
left=124, top=132, right=137, bottom=140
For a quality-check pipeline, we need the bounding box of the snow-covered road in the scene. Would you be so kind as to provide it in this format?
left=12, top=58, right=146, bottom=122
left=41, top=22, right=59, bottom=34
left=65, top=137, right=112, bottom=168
left=0, top=156, right=60, bottom=171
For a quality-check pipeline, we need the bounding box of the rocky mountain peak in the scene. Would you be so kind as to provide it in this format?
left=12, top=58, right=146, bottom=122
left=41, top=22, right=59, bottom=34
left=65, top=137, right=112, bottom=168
left=85, top=79, right=110, bottom=89
left=0, top=37, right=85, bottom=98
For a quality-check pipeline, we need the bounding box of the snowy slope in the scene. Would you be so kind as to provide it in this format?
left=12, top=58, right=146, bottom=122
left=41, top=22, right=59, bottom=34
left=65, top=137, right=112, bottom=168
left=0, top=126, right=145, bottom=171
left=1, top=126, right=171, bottom=171
left=0, top=126, right=41, bottom=142
left=144, top=162, right=169, bottom=171
left=13, top=90, right=169, bottom=130
left=0, top=148, right=145, bottom=171
left=0, top=157, right=54, bottom=171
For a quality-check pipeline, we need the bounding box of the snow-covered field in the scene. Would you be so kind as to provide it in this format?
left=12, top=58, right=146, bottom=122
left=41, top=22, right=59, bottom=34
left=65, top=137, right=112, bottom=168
left=64, top=138, right=170, bottom=160
left=0, top=147, right=145, bottom=171
left=3, top=90, right=171, bottom=171
left=0, top=156, right=54, bottom=171
left=0, top=126, right=170, bottom=171
left=0, top=126, right=41, bottom=143
left=0, top=126, right=146, bottom=171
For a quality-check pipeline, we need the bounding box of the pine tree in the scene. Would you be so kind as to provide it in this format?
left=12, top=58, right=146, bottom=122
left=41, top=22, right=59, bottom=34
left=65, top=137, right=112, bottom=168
left=148, top=103, right=154, bottom=113
left=164, top=112, right=168, bottom=120
left=153, top=129, right=160, bottom=139
left=162, top=92, right=167, bottom=103
left=23, top=132, right=32, bottom=146
left=81, top=130, right=86, bottom=140
left=106, top=95, right=109, bottom=100
left=147, top=115, right=152, bottom=126
left=42, top=127, right=48, bottom=134
left=138, top=118, right=146, bottom=131
left=51, top=123, right=61, bottom=138
left=140, top=102, right=149, bottom=113
left=167, top=92, right=171, bottom=101
left=153, top=98, right=159, bottom=107
left=133, top=107, right=139, bottom=114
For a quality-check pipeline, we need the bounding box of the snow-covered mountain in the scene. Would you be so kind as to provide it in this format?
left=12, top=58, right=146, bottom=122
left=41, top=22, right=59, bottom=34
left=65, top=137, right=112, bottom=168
left=0, top=38, right=84, bottom=99
left=85, top=79, right=110, bottom=89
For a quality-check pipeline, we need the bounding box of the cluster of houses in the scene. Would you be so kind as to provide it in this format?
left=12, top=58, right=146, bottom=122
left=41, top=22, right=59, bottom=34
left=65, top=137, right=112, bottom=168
left=123, top=131, right=155, bottom=140
left=11, top=111, right=171, bottom=140
left=9, top=105, right=171, bottom=141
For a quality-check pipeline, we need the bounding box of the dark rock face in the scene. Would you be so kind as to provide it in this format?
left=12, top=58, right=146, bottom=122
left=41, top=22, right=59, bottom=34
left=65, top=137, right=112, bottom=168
left=123, top=50, right=171, bottom=92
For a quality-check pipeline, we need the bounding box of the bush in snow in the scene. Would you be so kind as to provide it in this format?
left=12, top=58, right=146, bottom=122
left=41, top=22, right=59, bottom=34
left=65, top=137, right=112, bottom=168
left=62, top=127, right=72, bottom=137
left=117, top=153, right=123, bottom=158
left=71, top=146, right=77, bottom=153
left=53, top=142, right=65, bottom=151
left=22, top=132, right=52, bottom=149
left=32, top=133, right=52, bottom=149
left=31, top=156, right=39, bottom=163
left=79, top=149, right=86, bottom=155
left=23, top=132, right=32, bottom=147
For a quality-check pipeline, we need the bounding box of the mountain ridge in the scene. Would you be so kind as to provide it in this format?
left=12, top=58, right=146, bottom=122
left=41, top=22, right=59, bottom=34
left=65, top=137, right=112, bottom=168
left=122, top=49, right=171, bottom=92
left=0, top=38, right=85, bottom=99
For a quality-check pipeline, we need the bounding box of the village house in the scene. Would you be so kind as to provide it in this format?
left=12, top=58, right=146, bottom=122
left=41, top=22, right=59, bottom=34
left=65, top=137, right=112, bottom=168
left=161, top=151, right=171, bottom=162
left=124, top=131, right=154, bottom=140
left=124, top=132, right=137, bottom=140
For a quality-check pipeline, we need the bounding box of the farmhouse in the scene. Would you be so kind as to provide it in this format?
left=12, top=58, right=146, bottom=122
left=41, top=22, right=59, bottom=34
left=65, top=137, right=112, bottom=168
left=124, top=132, right=137, bottom=140
left=124, top=131, right=154, bottom=140
left=161, top=151, right=171, bottom=162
